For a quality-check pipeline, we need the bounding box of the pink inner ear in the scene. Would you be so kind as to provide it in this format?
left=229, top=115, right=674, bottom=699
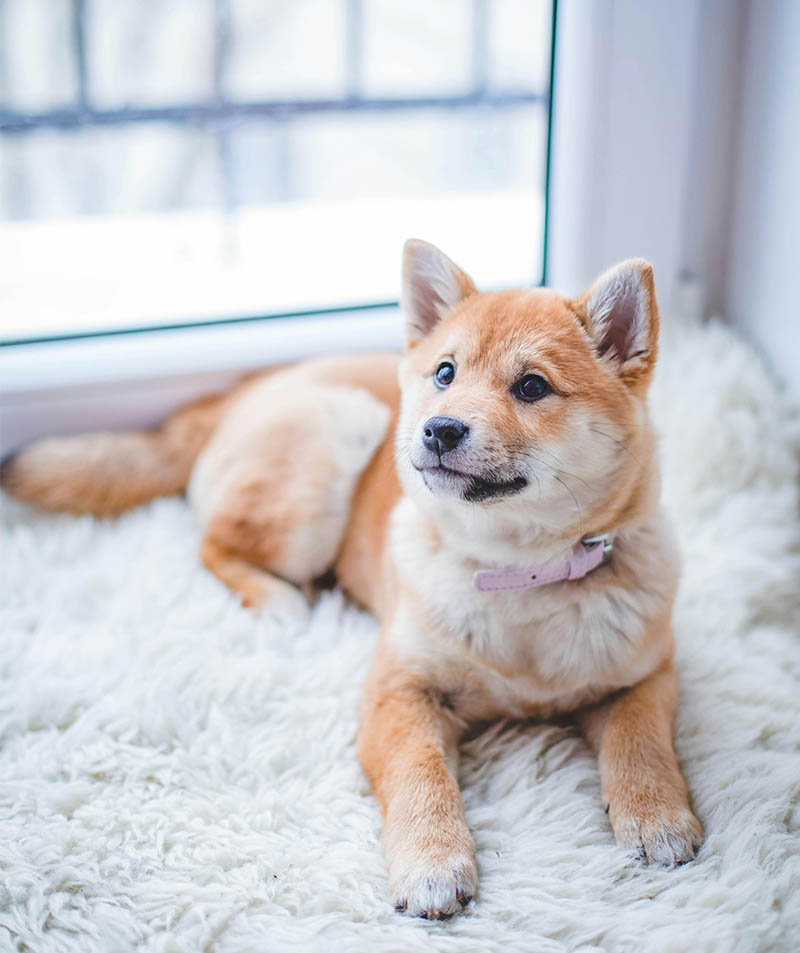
left=599, top=291, right=638, bottom=361
left=406, top=276, right=448, bottom=338
left=403, top=240, right=477, bottom=341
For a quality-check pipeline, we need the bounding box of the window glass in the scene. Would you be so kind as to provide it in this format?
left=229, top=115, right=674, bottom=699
left=0, top=0, right=554, bottom=342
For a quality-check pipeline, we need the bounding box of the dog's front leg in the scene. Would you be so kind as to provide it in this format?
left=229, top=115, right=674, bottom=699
left=579, top=658, right=702, bottom=865
left=357, top=642, right=477, bottom=918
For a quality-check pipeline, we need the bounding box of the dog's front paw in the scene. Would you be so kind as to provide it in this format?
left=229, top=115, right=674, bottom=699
left=610, top=798, right=702, bottom=866
left=390, top=849, right=478, bottom=919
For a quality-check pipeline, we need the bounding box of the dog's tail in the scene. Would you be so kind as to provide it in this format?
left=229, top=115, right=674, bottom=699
left=0, top=393, right=226, bottom=517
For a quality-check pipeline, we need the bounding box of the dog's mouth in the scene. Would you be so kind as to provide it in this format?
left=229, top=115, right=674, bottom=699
left=414, top=463, right=527, bottom=503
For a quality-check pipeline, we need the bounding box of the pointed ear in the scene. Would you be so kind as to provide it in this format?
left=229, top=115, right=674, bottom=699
left=402, top=239, right=477, bottom=346
left=578, top=258, right=659, bottom=380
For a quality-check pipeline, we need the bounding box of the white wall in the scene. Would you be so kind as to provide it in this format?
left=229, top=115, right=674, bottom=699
left=549, top=0, right=800, bottom=400
left=677, top=0, right=748, bottom=319
left=725, top=0, right=800, bottom=399
left=548, top=0, right=703, bottom=309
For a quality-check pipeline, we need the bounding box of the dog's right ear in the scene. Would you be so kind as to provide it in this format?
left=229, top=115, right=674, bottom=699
left=402, top=239, right=476, bottom=346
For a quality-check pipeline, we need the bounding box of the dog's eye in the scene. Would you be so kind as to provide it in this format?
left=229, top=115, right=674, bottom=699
left=434, top=361, right=456, bottom=388
left=512, top=374, right=551, bottom=403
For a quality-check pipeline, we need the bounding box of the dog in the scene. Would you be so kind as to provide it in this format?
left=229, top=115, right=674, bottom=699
left=1, top=239, right=702, bottom=918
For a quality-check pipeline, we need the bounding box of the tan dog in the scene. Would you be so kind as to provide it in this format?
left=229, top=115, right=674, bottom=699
left=2, top=240, right=702, bottom=918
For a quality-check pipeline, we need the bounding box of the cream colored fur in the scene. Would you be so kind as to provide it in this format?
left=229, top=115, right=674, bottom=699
left=189, top=372, right=391, bottom=582
left=387, top=500, right=677, bottom=718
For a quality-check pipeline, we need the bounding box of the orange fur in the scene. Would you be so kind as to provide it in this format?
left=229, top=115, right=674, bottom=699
left=1, top=241, right=701, bottom=917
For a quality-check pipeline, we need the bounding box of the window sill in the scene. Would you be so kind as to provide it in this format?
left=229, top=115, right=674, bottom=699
left=0, top=306, right=403, bottom=456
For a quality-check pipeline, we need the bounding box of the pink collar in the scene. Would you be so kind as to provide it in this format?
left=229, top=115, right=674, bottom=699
left=473, top=534, right=614, bottom=593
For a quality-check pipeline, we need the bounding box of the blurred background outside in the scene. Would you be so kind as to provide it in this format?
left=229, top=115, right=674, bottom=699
left=0, top=0, right=553, bottom=341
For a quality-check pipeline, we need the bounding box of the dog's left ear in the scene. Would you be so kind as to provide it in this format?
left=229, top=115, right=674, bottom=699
left=402, top=239, right=476, bottom=346
left=578, top=259, right=659, bottom=382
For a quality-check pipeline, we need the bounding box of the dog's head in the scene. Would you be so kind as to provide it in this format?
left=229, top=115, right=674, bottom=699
left=396, top=239, right=660, bottom=533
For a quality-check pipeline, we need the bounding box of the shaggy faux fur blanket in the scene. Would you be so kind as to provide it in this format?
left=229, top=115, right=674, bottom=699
left=2, top=321, right=799, bottom=953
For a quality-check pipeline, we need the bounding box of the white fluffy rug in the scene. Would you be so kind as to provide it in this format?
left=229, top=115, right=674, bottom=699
left=2, top=320, right=799, bottom=953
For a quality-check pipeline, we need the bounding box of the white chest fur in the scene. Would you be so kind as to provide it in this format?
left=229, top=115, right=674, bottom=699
left=388, top=499, right=679, bottom=719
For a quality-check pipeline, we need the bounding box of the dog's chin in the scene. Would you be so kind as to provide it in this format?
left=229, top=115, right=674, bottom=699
left=415, top=464, right=527, bottom=503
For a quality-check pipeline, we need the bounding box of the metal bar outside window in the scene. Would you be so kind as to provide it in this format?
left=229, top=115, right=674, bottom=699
left=0, top=1, right=545, bottom=134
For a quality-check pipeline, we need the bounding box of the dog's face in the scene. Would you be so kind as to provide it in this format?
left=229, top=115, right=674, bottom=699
left=396, top=240, right=660, bottom=531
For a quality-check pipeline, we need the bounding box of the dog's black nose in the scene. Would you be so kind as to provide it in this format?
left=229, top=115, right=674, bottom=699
left=422, top=416, right=469, bottom=455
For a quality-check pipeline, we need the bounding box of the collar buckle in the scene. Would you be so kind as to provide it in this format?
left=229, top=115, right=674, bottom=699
left=581, top=533, right=614, bottom=564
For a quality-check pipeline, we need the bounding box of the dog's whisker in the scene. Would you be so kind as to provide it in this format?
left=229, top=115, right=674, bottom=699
left=554, top=474, right=583, bottom=529
left=590, top=426, right=644, bottom=468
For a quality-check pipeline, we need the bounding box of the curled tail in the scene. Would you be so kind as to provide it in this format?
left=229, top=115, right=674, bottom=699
left=1, top=393, right=226, bottom=517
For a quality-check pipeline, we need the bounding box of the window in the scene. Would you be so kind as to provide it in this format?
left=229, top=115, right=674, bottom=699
left=0, top=0, right=555, bottom=343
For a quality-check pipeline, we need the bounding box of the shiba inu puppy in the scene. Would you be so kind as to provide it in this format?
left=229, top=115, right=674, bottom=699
left=2, top=240, right=702, bottom=918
